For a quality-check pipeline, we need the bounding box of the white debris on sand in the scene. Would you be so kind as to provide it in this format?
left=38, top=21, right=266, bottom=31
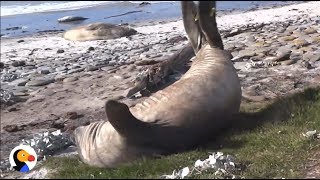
left=302, top=130, right=320, bottom=139
left=22, top=167, right=48, bottom=179
left=161, top=152, right=242, bottom=179
left=21, top=129, right=75, bottom=160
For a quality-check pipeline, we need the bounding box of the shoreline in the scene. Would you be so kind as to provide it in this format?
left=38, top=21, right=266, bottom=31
left=0, top=1, right=306, bottom=39
left=1, top=1, right=320, bottom=178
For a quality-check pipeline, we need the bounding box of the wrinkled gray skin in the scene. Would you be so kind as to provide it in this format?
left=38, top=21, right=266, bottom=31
left=74, top=1, right=242, bottom=168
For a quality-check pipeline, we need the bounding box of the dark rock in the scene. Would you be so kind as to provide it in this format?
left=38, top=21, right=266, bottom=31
left=7, top=107, right=18, bottom=112
left=57, top=49, right=65, bottom=53
left=17, top=40, right=25, bottom=43
left=271, top=50, right=291, bottom=62
left=3, top=125, right=20, bottom=132
left=0, top=62, right=4, bottom=69
left=5, top=26, right=22, bottom=31
left=58, top=16, right=88, bottom=23
left=139, top=2, right=151, bottom=6
left=87, top=47, right=95, bottom=51
left=12, top=60, right=26, bottom=67
left=64, top=112, right=79, bottom=120
left=168, top=35, right=188, bottom=44
left=51, top=119, right=65, bottom=129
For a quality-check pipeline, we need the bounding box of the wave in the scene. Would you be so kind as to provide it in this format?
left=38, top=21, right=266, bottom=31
left=0, top=1, right=119, bottom=16
left=0, top=1, right=176, bottom=17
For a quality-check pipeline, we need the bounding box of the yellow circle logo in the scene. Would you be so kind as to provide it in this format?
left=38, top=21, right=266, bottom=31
left=9, top=145, right=37, bottom=173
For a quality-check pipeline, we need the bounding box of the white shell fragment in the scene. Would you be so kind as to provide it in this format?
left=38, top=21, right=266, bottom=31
left=302, top=130, right=319, bottom=139
left=20, top=130, right=74, bottom=160
left=161, top=152, right=241, bottom=179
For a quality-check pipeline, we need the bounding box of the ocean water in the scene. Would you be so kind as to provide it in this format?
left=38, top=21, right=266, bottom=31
left=0, top=1, right=300, bottom=38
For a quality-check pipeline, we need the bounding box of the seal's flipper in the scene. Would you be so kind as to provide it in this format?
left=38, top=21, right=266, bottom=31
left=197, top=1, right=224, bottom=50
left=105, top=100, right=153, bottom=144
left=181, top=1, right=204, bottom=53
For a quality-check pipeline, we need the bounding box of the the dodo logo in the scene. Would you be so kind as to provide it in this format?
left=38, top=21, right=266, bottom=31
left=9, top=145, right=37, bottom=173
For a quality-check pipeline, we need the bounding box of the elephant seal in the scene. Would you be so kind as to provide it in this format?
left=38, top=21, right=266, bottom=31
left=74, top=1, right=242, bottom=168
left=63, top=22, right=137, bottom=41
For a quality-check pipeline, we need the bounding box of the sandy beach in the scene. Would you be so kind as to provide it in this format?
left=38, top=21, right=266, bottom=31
left=1, top=1, right=320, bottom=178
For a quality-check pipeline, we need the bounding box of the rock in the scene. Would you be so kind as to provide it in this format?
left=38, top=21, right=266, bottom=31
left=281, top=59, right=297, bottom=65
left=280, top=35, right=296, bottom=41
left=303, top=52, right=320, bottom=62
left=304, top=27, right=317, bottom=34
left=85, top=65, right=98, bottom=72
left=0, top=62, right=4, bottom=69
left=57, top=49, right=65, bottom=53
left=311, top=36, right=320, bottom=44
left=8, top=78, right=30, bottom=86
left=271, top=50, right=291, bottom=62
left=242, top=93, right=266, bottom=102
left=51, top=119, right=65, bottom=129
left=56, top=66, right=68, bottom=72
left=168, top=35, right=188, bottom=44
left=238, top=49, right=256, bottom=58
left=17, top=40, right=25, bottom=43
left=58, top=16, right=88, bottom=23
left=38, top=69, right=51, bottom=75
left=5, top=26, right=22, bottom=31
left=63, top=76, right=78, bottom=83
left=12, top=60, right=26, bottom=67
left=293, top=39, right=310, bottom=47
left=64, top=112, right=79, bottom=120
left=26, top=78, right=55, bottom=86
left=301, top=61, right=313, bottom=69
left=233, top=62, right=248, bottom=71
left=3, top=125, right=21, bottom=132
left=7, top=106, right=18, bottom=112
left=87, top=47, right=94, bottom=52
left=139, top=2, right=151, bottom=6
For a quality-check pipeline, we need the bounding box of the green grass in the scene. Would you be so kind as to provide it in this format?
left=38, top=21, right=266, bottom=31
left=44, top=87, right=320, bottom=179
